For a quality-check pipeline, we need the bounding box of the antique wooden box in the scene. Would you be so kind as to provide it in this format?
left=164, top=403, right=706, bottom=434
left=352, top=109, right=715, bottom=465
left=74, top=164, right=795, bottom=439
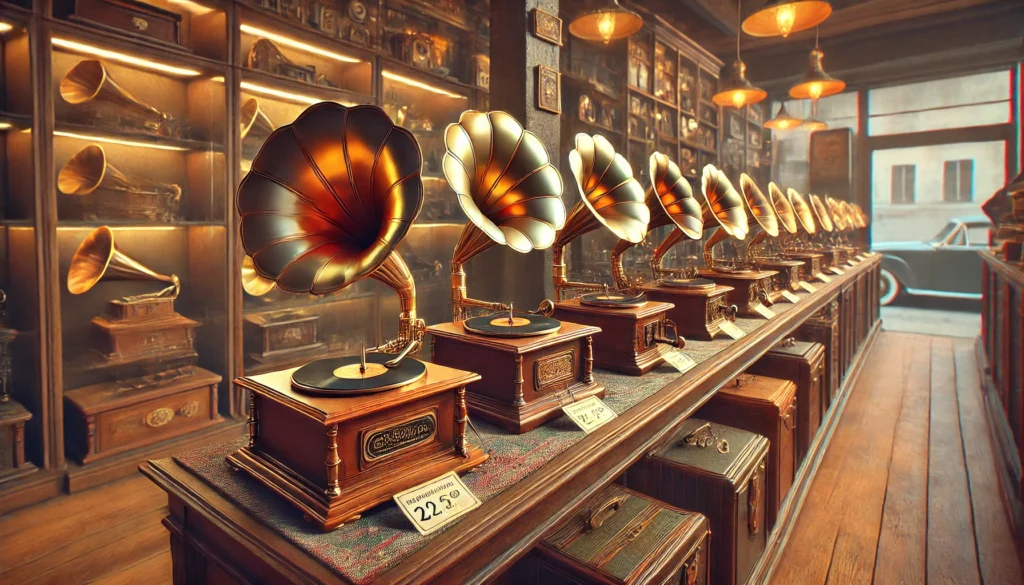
left=229, top=361, right=489, bottom=530
left=244, top=311, right=326, bottom=364
left=622, top=418, right=768, bottom=585
left=55, top=0, right=182, bottom=46
left=64, top=366, right=222, bottom=465
left=785, top=251, right=823, bottom=283
left=797, top=294, right=840, bottom=409
left=0, top=399, right=34, bottom=482
left=429, top=321, right=603, bottom=434
left=756, top=259, right=803, bottom=303
left=641, top=283, right=735, bottom=341
left=528, top=483, right=710, bottom=585
left=698, top=374, right=797, bottom=532
left=747, top=339, right=825, bottom=464
left=553, top=298, right=677, bottom=375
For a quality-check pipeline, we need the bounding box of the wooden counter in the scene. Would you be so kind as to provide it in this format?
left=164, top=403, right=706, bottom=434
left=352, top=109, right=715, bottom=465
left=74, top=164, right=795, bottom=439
left=141, top=256, right=881, bottom=585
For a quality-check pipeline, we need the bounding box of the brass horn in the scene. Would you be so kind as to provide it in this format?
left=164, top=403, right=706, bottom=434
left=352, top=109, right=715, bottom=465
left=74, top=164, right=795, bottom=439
left=699, top=164, right=748, bottom=268
left=443, top=110, right=566, bottom=320
left=240, top=97, right=276, bottom=145
left=58, top=144, right=183, bottom=221
left=826, top=196, right=848, bottom=232
left=241, top=254, right=276, bottom=296
left=641, top=152, right=705, bottom=286
left=809, top=194, right=834, bottom=233
left=740, top=174, right=780, bottom=258
left=769, top=183, right=798, bottom=235
left=68, top=226, right=180, bottom=301
left=787, top=188, right=816, bottom=236
left=236, top=102, right=425, bottom=368
left=553, top=133, right=649, bottom=300
left=248, top=38, right=305, bottom=78
left=60, top=59, right=176, bottom=136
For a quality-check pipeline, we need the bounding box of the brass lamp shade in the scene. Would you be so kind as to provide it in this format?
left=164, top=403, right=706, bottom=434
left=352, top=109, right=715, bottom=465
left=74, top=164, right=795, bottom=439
left=740, top=174, right=779, bottom=237
left=788, top=188, right=816, bottom=235
left=801, top=117, right=828, bottom=130
left=764, top=103, right=802, bottom=130
left=742, top=0, right=832, bottom=38
left=648, top=152, right=703, bottom=238
left=809, top=194, right=834, bottom=232
left=769, top=183, right=798, bottom=234
left=789, top=48, right=846, bottom=100
left=568, top=0, right=643, bottom=43
left=713, top=60, right=767, bottom=109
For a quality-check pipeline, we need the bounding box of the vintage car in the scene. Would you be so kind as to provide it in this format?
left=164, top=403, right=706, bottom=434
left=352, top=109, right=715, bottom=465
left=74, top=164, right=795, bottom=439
left=873, top=215, right=992, bottom=306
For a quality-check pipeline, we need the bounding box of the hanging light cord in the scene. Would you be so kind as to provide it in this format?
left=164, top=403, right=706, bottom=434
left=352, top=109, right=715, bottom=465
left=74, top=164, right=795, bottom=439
left=736, top=0, right=742, bottom=60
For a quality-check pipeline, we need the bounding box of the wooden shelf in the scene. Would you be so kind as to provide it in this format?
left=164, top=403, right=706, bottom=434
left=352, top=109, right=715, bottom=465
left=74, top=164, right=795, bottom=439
left=54, top=121, right=226, bottom=152
left=240, top=67, right=374, bottom=106
left=577, top=118, right=623, bottom=136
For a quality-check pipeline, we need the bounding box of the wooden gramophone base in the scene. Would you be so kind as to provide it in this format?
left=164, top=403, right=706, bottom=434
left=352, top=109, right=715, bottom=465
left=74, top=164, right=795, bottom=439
left=427, top=321, right=604, bottom=434
left=698, top=268, right=778, bottom=318
left=820, top=247, right=848, bottom=269
left=783, top=252, right=825, bottom=283
left=229, top=361, right=488, bottom=531
left=640, top=283, right=735, bottom=341
left=552, top=298, right=678, bottom=376
left=756, top=259, right=803, bottom=303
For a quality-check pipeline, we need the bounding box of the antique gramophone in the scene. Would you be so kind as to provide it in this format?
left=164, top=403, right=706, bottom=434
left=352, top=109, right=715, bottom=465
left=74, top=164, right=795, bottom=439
left=696, top=168, right=779, bottom=318
left=809, top=194, right=844, bottom=271
left=781, top=188, right=827, bottom=283
left=836, top=199, right=862, bottom=264
left=826, top=196, right=856, bottom=266
left=637, top=153, right=739, bottom=341
left=427, top=112, right=602, bottom=434
left=751, top=182, right=804, bottom=302
left=240, top=97, right=276, bottom=158
left=550, top=137, right=684, bottom=376
left=229, top=103, right=487, bottom=530
left=850, top=202, right=872, bottom=257
left=60, top=59, right=179, bottom=137
left=58, top=144, right=182, bottom=222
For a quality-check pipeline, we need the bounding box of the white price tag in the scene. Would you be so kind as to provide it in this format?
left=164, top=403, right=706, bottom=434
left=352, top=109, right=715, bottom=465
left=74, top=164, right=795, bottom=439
left=562, top=396, right=617, bottom=434
left=663, top=351, right=697, bottom=374
left=394, top=472, right=481, bottom=535
left=719, top=320, right=746, bottom=340
left=799, top=281, right=818, bottom=293
left=829, top=266, right=845, bottom=275
left=753, top=304, right=776, bottom=319
left=781, top=290, right=801, bottom=303
left=815, top=273, right=833, bottom=284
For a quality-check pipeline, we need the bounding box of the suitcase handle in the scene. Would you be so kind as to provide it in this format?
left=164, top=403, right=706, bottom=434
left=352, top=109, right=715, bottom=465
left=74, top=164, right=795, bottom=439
left=587, top=495, right=625, bottom=530
left=748, top=461, right=765, bottom=536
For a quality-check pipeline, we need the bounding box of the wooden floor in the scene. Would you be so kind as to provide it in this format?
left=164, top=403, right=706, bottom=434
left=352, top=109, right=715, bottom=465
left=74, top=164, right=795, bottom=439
left=770, top=332, right=1023, bottom=585
left=1, top=331, right=1020, bottom=585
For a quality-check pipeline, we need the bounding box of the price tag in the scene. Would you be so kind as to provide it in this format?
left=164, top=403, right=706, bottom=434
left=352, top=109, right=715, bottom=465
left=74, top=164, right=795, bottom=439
left=663, top=351, right=697, bottom=374
left=799, top=281, right=818, bottom=293
left=781, top=290, right=801, bottom=303
left=815, top=273, right=833, bottom=284
left=829, top=266, right=845, bottom=275
left=753, top=304, right=776, bottom=319
left=394, top=471, right=481, bottom=535
left=719, top=320, right=746, bottom=340
left=563, top=396, right=617, bottom=434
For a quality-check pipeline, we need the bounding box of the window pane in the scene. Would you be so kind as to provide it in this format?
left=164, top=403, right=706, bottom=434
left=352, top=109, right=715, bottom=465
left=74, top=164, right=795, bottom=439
left=943, top=161, right=956, bottom=202
left=968, top=226, right=990, bottom=246
left=960, top=160, right=974, bottom=202
left=868, top=70, right=1011, bottom=135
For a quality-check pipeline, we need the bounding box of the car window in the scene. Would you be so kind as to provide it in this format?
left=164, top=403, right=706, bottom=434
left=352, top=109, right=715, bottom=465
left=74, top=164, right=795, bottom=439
left=930, top=222, right=958, bottom=244
left=967, top=226, right=991, bottom=247
left=948, top=228, right=967, bottom=246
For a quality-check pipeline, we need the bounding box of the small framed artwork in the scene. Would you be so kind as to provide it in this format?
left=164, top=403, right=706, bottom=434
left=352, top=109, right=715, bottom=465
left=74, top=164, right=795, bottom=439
left=532, top=8, right=563, bottom=46
left=536, top=65, right=561, bottom=114
left=729, top=112, right=744, bottom=139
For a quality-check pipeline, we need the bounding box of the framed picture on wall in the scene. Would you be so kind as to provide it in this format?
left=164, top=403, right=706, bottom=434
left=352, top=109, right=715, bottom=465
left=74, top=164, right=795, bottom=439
left=810, top=128, right=854, bottom=190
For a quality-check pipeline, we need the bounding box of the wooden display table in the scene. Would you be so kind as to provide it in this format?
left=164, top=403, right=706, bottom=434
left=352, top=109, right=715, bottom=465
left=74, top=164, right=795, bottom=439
left=142, top=257, right=881, bottom=585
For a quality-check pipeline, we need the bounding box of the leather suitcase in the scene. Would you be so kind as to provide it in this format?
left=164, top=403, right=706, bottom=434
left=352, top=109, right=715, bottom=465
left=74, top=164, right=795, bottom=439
left=797, top=294, right=840, bottom=409
left=698, top=374, right=797, bottom=532
left=747, top=338, right=825, bottom=465
left=525, top=483, right=711, bottom=585
left=621, top=419, right=768, bottom=585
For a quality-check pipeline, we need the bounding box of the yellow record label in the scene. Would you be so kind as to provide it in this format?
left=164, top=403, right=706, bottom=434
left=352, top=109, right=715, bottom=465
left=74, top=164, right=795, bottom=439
left=489, top=316, right=532, bottom=327
left=333, top=363, right=388, bottom=379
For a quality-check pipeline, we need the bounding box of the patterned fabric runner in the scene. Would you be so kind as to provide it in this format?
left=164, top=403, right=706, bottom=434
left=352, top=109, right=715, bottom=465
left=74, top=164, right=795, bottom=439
left=175, top=294, right=808, bottom=584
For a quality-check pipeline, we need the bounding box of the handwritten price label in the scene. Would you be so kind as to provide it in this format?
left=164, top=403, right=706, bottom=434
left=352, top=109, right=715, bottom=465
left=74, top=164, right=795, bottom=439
left=799, top=281, right=818, bottom=293
left=563, top=396, right=617, bottom=434
left=663, top=351, right=697, bottom=374
left=781, top=290, right=801, bottom=303
left=719, top=320, right=746, bottom=340
left=815, top=273, right=833, bottom=284
left=394, top=472, right=481, bottom=535
left=753, top=304, right=776, bottom=319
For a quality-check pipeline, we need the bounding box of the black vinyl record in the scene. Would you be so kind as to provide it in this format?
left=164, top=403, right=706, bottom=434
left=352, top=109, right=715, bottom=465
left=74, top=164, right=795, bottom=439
left=578, top=291, right=648, bottom=308
left=660, top=277, right=716, bottom=291
left=291, top=353, right=426, bottom=395
left=463, top=313, right=562, bottom=337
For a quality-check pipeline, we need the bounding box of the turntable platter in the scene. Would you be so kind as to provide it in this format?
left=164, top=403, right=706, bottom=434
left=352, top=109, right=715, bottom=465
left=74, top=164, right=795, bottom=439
left=463, top=313, right=562, bottom=337
left=660, top=277, right=716, bottom=291
left=578, top=291, right=648, bottom=308
left=291, top=353, right=426, bottom=395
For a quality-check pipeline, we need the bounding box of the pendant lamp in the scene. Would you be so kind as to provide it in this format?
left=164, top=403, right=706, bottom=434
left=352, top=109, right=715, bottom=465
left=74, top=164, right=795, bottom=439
left=742, top=0, right=832, bottom=38
left=764, top=102, right=802, bottom=130
left=713, top=0, right=767, bottom=109
left=568, top=0, right=643, bottom=44
left=789, top=28, right=845, bottom=100
left=801, top=117, right=828, bottom=130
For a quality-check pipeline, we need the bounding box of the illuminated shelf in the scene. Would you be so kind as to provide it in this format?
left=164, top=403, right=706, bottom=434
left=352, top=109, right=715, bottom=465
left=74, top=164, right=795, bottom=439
left=55, top=220, right=226, bottom=229
left=242, top=289, right=377, bottom=315
left=240, top=68, right=373, bottom=107
left=561, top=73, right=621, bottom=102
left=0, top=218, right=34, bottom=227
left=237, top=3, right=377, bottom=62
left=577, top=118, right=622, bottom=136
left=49, top=20, right=231, bottom=72
left=0, top=111, right=31, bottom=131
left=378, top=55, right=482, bottom=96
left=54, top=122, right=225, bottom=152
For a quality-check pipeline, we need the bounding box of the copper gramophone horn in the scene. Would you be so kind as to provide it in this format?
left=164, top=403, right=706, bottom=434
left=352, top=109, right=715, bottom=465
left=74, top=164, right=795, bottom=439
left=787, top=188, right=817, bottom=237
left=553, top=133, right=649, bottom=300
left=739, top=174, right=780, bottom=257
left=241, top=254, right=276, bottom=296
left=699, top=164, right=748, bottom=268
left=68, top=226, right=180, bottom=300
left=443, top=110, right=566, bottom=321
left=237, top=102, right=425, bottom=379
left=809, top=194, right=834, bottom=234
left=58, top=144, right=183, bottom=204
left=826, top=196, right=847, bottom=232
left=240, top=97, right=276, bottom=145
left=60, top=59, right=174, bottom=135
left=641, top=152, right=704, bottom=285
left=769, top=183, right=798, bottom=235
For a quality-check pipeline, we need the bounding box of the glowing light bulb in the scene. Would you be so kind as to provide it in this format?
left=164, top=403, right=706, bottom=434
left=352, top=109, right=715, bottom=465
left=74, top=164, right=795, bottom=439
left=775, top=5, right=796, bottom=37
left=597, top=13, right=616, bottom=43
left=808, top=82, right=824, bottom=100
left=731, top=91, right=746, bottom=108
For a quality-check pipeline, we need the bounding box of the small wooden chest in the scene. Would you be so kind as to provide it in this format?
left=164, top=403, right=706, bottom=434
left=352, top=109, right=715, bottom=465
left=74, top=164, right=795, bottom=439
left=530, top=483, right=710, bottom=585
left=698, top=374, right=797, bottom=532
left=747, top=339, right=825, bottom=464
left=55, top=0, right=182, bottom=46
left=622, top=419, right=768, bottom=585
left=797, top=295, right=840, bottom=408
left=0, top=399, right=34, bottom=481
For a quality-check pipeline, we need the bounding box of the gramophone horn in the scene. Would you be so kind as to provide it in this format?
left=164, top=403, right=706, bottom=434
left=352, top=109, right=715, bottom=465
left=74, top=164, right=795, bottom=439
left=787, top=188, right=816, bottom=235
left=236, top=102, right=425, bottom=369
left=240, top=97, right=276, bottom=143
left=554, top=133, right=648, bottom=299
left=639, top=152, right=703, bottom=288
left=826, top=196, right=847, bottom=232
left=58, top=144, right=182, bottom=203
left=60, top=59, right=172, bottom=135
left=241, top=254, right=276, bottom=296
left=809, top=194, right=834, bottom=232
left=68, top=226, right=180, bottom=299
left=699, top=164, right=748, bottom=267
left=769, top=183, right=798, bottom=234
left=740, top=174, right=779, bottom=254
